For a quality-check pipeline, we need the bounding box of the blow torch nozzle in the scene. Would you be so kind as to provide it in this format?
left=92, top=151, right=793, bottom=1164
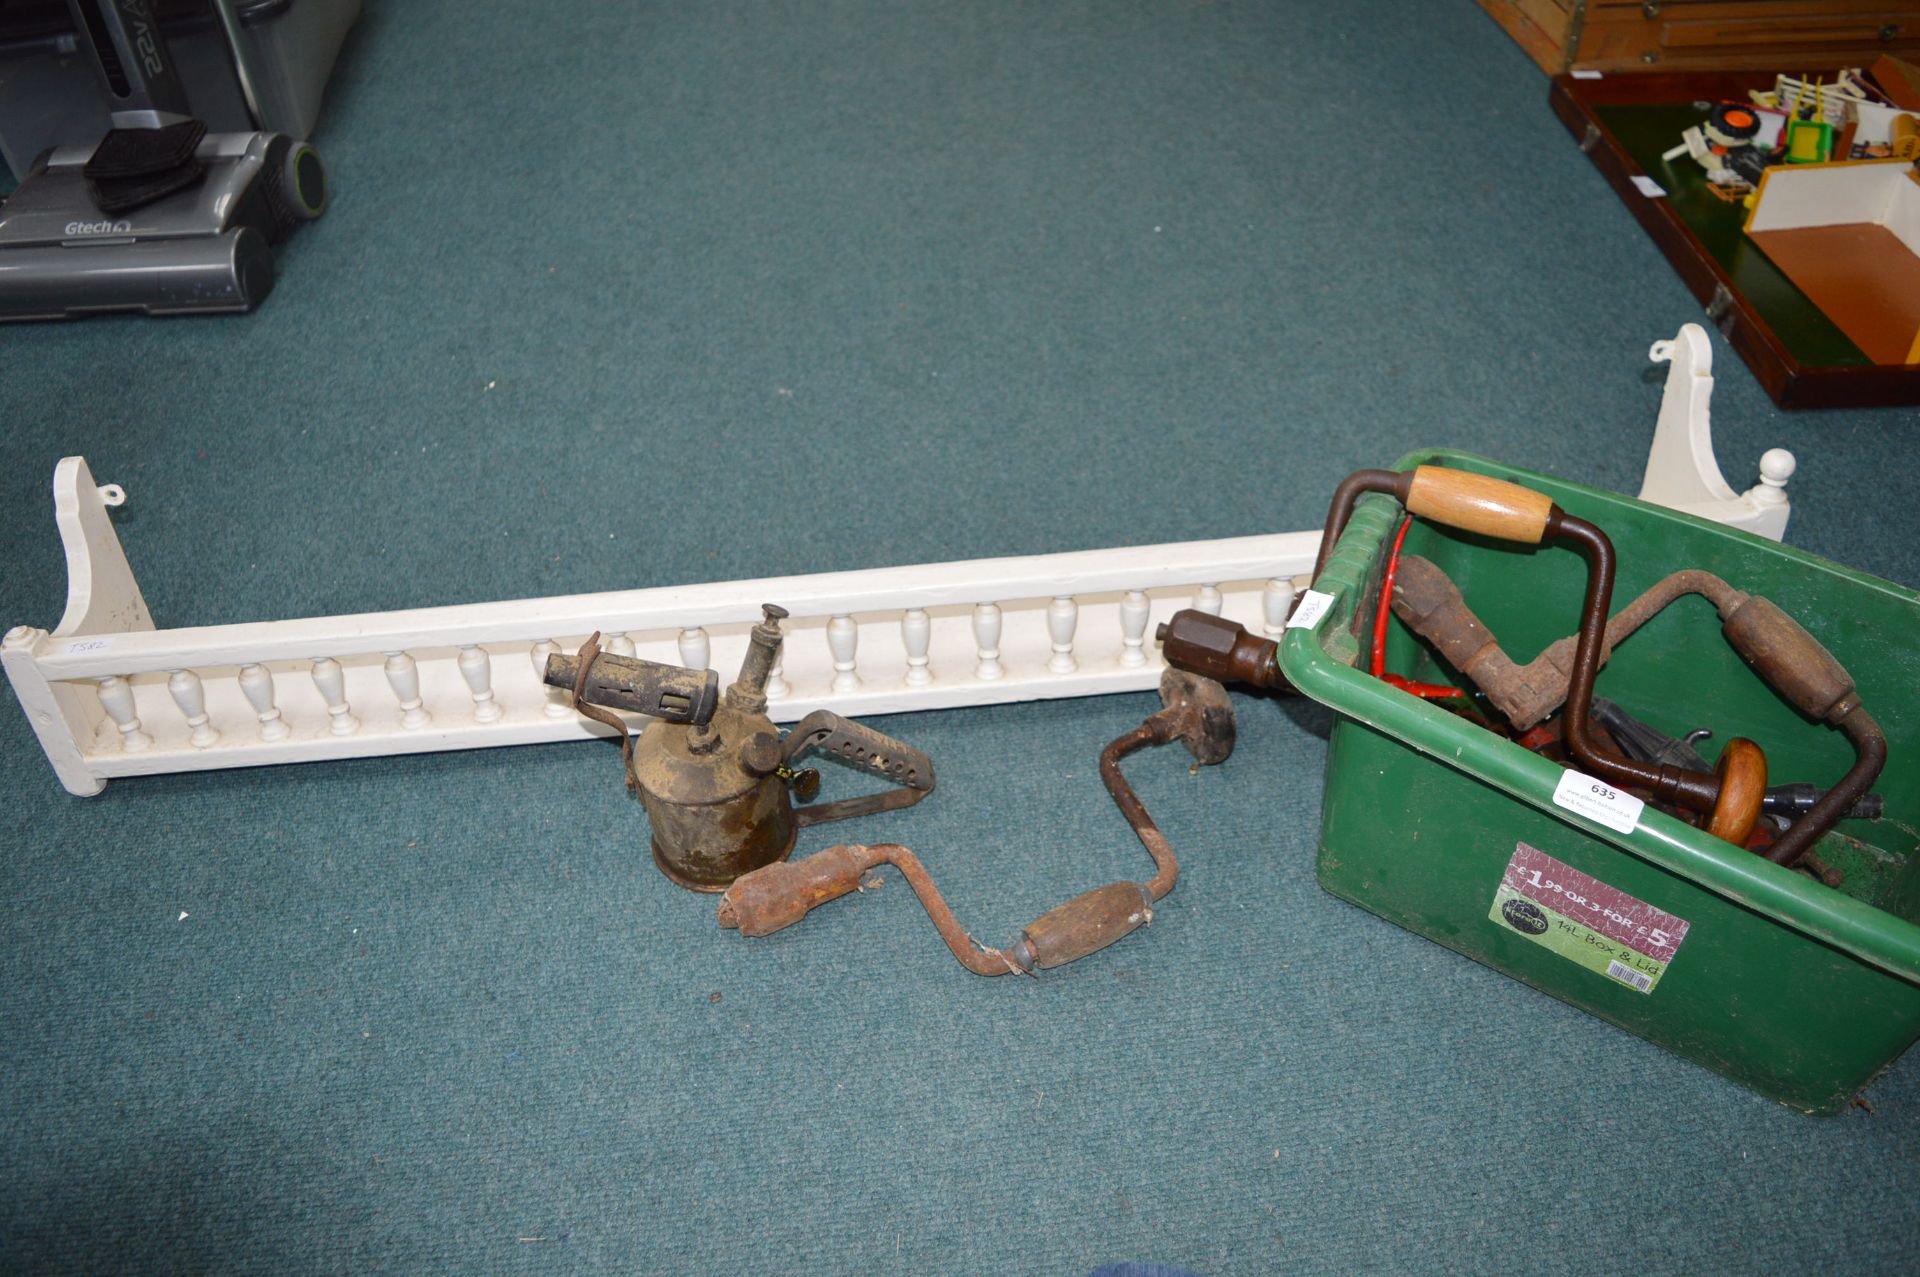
left=543, top=650, right=718, bottom=725
left=1155, top=609, right=1285, bottom=690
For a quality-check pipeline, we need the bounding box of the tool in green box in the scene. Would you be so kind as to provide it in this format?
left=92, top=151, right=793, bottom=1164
left=1160, top=450, right=1920, bottom=1114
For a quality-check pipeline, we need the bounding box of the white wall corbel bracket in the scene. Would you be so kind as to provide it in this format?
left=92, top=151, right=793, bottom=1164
left=1638, top=322, right=1794, bottom=541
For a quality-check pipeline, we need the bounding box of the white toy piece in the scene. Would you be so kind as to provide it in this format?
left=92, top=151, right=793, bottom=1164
left=2, top=326, right=1794, bottom=794
left=1661, top=125, right=1713, bottom=165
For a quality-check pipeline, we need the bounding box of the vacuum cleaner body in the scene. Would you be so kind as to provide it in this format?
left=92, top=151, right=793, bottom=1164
left=0, top=127, right=324, bottom=320
left=0, top=0, right=333, bottom=321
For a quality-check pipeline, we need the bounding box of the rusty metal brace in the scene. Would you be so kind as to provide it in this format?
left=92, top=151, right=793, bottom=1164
left=716, top=671, right=1237, bottom=975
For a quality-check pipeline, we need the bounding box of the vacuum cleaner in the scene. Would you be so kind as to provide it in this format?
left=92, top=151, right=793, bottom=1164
left=0, top=0, right=331, bottom=320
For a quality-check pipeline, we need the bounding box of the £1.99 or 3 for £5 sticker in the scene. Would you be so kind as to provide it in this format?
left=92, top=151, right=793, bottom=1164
left=1488, top=842, right=1690, bottom=993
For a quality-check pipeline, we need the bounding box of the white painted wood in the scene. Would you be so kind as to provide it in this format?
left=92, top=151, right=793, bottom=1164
left=96, top=675, right=151, bottom=752
left=827, top=615, right=862, bottom=693
left=902, top=609, right=932, bottom=686
left=238, top=663, right=291, bottom=741
left=3, top=626, right=102, bottom=794
left=168, top=669, right=220, bottom=748
left=972, top=603, right=1004, bottom=681
left=1750, top=449, right=1796, bottom=522
left=458, top=645, right=502, bottom=723
left=1262, top=578, right=1297, bottom=639
left=1046, top=596, right=1079, bottom=674
left=766, top=650, right=789, bottom=700
left=3, top=460, right=152, bottom=793
left=678, top=627, right=710, bottom=672
left=384, top=652, right=432, bottom=729
left=5, top=395, right=1806, bottom=795
left=33, top=527, right=1318, bottom=679
left=1639, top=324, right=1737, bottom=507
left=1119, top=591, right=1150, bottom=668
left=52, top=458, right=152, bottom=640
left=25, top=585, right=1311, bottom=791
left=1638, top=324, right=1794, bottom=542
left=311, top=657, right=359, bottom=735
left=531, top=639, right=569, bottom=718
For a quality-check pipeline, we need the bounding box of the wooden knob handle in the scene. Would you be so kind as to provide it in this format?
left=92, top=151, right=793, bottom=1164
left=1707, top=737, right=1768, bottom=846
left=1403, top=466, right=1556, bottom=544
left=1020, top=881, right=1154, bottom=970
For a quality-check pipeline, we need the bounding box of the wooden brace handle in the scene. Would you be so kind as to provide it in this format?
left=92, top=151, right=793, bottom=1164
left=1707, top=737, right=1768, bottom=846
left=1403, top=465, right=1556, bottom=545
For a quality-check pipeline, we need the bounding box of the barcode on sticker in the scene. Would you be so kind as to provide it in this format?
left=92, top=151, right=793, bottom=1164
left=1607, top=960, right=1654, bottom=993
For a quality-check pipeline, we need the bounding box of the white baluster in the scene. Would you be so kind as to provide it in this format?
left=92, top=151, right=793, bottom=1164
left=1194, top=583, right=1223, bottom=616
left=96, top=675, right=151, bottom=752
left=1752, top=448, right=1795, bottom=508
left=1119, top=591, right=1151, bottom=668
left=902, top=609, right=932, bottom=686
left=384, top=651, right=431, bottom=729
left=1263, top=578, right=1297, bottom=639
left=606, top=632, right=636, bottom=657
left=531, top=639, right=569, bottom=718
left=678, top=627, right=710, bottom=671
left=167, top=669, right=220, bottom=748
left=1046, top=597, right=1079, bottom=674
left=311, top=657, right=359, bottom=735
left=827, top=614, right=861, bottom=693
left=238, top=663, right=290, bottom=741
left=458, top=645, right=502, bottom=723
left=973, top=603, right=1004, bottom=680
left=766, top=648, right=789, bottom=700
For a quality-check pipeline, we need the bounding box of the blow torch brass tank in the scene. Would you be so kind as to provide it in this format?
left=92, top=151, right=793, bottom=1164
left=629, top=604, right=795, bottom=892
left=630, top=709, right=794, bottom=892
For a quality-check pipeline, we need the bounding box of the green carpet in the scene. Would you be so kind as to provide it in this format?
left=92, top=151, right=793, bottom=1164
left=4, top=2, right=1919, bottom=1272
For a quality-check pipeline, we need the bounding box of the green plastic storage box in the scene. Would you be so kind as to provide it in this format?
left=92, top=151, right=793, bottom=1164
left=1281, top=448, right=1920, bottom=1113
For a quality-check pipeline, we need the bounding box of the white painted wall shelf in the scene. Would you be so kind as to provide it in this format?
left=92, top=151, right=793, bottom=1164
left=3, top=326, right=1792, bottom=795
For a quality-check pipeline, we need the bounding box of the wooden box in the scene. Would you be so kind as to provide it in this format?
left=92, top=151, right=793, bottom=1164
left=1482, top=1, right=1920, bottom=75
left=1550, top=69, right=1920, bottom=408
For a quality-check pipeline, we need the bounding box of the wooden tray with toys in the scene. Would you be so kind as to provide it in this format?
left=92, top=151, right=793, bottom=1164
left=1550, top=58, right=1920, bottom=408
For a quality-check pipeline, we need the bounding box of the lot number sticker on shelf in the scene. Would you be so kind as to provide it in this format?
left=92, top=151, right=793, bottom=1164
left=1551, top=768, right=1644, bottom=834
left=1286, top=590, right=1335, bottom=632
left=1631, top=175, right=1666, bottom=198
